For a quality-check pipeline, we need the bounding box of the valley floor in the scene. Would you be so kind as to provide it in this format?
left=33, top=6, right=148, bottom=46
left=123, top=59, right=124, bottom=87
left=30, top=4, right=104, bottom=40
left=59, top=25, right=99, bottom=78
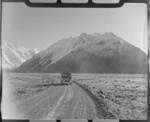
left=1, top=73, right=147, bottom=120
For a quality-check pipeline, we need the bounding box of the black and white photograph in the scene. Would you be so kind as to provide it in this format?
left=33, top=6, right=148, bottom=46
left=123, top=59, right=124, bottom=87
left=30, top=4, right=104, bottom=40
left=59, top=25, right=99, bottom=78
left=1, top=0, right=148, bottom=120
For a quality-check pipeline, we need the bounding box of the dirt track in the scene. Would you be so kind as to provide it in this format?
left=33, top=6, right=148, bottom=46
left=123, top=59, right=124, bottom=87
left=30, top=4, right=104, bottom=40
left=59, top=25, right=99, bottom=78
left=4, top=82, right=101, bottom=119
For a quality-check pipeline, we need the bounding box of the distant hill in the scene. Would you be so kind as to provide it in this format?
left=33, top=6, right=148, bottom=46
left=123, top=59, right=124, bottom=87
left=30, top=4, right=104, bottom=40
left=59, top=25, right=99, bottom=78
left=2, top=43, right=38, bottom=70
left=15, top=32, right=148, bottom=74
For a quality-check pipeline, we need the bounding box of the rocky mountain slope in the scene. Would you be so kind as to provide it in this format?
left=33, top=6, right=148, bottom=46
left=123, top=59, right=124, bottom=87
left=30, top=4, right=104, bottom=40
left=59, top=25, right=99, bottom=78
left=15, top=32, right=148, bottom=74
left=2, top=43, right=38, bottom=70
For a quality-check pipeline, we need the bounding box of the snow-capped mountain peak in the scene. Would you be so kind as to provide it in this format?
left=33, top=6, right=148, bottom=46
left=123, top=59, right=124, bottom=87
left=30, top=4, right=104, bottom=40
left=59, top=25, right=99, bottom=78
left=2, top=43, right=38, bottom=70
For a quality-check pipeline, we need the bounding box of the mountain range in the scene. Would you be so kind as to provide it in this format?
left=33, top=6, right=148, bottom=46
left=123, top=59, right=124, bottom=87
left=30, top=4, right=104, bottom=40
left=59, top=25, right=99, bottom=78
left=2, top=43, right=38, bottom=70
left=15, top=32, right=147, bottom=74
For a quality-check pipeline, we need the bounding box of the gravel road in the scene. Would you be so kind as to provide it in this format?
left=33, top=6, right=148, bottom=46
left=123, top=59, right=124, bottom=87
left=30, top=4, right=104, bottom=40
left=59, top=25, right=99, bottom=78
left=6, top=82, right=100, bottom=120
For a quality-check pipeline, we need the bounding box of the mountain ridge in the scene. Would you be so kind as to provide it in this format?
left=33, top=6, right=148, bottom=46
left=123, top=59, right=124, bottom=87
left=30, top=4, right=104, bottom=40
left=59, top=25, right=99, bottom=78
left=15, top=32, right=147, bottom=74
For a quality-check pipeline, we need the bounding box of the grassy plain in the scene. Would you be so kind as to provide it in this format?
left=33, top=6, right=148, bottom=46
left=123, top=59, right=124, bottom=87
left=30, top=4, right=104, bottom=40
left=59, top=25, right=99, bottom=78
left=2, top=73, right=147, bottom=120
left=73, top=74, right=147, bottom=119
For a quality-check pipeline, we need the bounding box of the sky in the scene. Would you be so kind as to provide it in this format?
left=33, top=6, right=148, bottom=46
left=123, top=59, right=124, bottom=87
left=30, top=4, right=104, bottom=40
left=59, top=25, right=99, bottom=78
left=2, top=2, right=148, bottom=53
